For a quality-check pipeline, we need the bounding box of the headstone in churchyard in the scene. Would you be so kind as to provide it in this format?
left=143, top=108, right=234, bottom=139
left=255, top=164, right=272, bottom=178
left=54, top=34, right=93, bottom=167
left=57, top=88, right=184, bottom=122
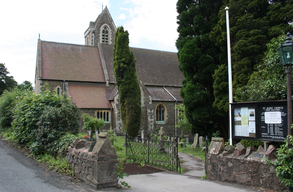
left=191, top=133, right=199, bottom=148
left=141, top=130, right=144, bottom=143
left=159, top=127, right=164, bottom=141
left=159, top=127, right=165, bottom=152
left=184, top=135, right=189, bottom=144
left=264, top=145, right=276, bottom=159
left=233, top=142, right=246, bottom=157
left=208, top=137, right=225, bottom=155
left=199, top=136, right=203, bottom=148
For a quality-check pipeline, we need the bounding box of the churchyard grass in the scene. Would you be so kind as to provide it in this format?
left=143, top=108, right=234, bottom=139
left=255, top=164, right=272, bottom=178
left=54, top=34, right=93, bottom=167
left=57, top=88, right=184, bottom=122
left=178, top=144, right=205, bottom=160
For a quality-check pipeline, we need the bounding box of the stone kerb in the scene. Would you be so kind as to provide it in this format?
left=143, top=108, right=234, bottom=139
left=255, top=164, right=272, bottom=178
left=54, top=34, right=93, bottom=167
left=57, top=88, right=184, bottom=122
left=66, top=132, right=118, bottom=189
left=206, top=141, right=285, bottom=191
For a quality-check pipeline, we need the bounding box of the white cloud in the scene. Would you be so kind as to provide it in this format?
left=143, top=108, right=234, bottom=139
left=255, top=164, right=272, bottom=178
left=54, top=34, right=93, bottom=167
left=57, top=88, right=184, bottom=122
left=0, top=0, right=109, bottom=84
left=121, top=0, right=178, bottom=52
left=117, top=13, right=126, bottom=20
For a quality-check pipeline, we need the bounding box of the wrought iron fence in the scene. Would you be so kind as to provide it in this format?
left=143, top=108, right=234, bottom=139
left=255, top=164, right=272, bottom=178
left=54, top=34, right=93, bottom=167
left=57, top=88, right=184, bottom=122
left=125, top=134, right=180, bottom=172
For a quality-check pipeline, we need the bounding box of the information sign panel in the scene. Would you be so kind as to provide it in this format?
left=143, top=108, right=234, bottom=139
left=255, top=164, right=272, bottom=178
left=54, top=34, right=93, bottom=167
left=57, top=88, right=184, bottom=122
left=259, top=105, right=287, bottom=140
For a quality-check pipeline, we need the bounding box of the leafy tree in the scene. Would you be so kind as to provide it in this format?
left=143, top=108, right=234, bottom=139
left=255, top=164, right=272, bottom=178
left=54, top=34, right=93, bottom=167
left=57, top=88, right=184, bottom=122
left=12, top=85, right=80, bottom=155
left=82, top=113, right=105, bottom=140
left=0, top=88, right=23, bottom=129
left=113, top=26, right=141, bottom=137
left=17, top=80, right=33, bottom=91
left=176, top=0, right=224, bottom=136
left=236, top=34, right=288, bottom=102
left=211, top=0, right=293, bottom=106
left=175, top=104, right=192, bottom=131
left=0, top=63, right=17, bottom=95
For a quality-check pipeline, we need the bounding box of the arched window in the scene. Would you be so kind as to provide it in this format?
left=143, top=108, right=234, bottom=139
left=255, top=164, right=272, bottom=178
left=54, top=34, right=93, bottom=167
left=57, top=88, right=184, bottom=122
left=96, top=110, right=110, bottom=122
left=56, top=86, right=61, bottom=95
left=102, top=26, right=109, bottom=44
left=156, top=104, right=165, bottom=124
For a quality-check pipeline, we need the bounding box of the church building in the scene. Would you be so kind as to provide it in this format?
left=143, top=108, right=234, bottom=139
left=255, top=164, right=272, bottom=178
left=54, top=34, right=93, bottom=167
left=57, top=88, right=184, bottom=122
left=34, top=7, right=184, bottom=137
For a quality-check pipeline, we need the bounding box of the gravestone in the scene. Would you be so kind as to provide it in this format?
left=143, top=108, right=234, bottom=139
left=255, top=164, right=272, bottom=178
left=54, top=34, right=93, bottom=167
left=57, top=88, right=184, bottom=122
left=184, top=135, right=189, bottom=144
left=191, top=133, right=199, bottom=148
left=141, top=130, right=144, bottom=143
left=199, top=136, right=203, bottom=148
left=208, top=137, right=224, bottom=155
left=159, top=127, right=165, bottom=152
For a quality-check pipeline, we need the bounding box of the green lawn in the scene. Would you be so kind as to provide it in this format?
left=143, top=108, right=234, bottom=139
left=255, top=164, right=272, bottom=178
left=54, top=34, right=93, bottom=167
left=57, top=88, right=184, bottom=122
left=112, top=136, right=205, bottom=161
left=178, top=144, right=206, bottom=160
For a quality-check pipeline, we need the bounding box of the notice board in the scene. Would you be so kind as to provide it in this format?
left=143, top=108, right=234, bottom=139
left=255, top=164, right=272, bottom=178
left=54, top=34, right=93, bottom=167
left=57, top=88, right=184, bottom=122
left=232, top=101, right=288, bottom=142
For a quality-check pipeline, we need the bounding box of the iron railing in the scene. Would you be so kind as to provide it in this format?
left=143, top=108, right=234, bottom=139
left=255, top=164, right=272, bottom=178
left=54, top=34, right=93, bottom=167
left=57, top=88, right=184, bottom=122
left=125, top=134, right=180, bottom=172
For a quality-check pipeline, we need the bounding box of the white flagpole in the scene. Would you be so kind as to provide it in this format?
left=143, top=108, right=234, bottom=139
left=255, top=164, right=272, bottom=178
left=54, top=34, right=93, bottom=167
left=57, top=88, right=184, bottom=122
left=225, top=6, right=233, bottom=145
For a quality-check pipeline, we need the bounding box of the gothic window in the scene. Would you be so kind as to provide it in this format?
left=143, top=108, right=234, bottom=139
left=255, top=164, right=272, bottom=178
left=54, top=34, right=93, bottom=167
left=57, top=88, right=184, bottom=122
left=156, top=104, right=165, bottom=124
left=102, top=26, right=109, bottom=44
left=96, top=110, right=110, bottom=122
left=55, top=86, right=61, bottom=95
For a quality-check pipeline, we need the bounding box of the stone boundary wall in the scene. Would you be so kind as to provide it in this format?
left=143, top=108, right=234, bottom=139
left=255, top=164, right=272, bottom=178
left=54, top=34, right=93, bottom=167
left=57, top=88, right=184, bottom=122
left=66, top=133, right=118, bottom=189
left=206, top=138, right=286, bottom=191
left=206, top=153, right=284, bottom=191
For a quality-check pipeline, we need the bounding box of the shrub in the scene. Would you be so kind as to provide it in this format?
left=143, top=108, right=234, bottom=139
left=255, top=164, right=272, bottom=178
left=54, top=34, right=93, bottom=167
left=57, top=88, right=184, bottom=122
left=240, top=139, right=263, bottom=148
left=12, top=85, right=80, bottom=155
left=0, top=88, right=23, bottom=129
left=265, top=136, right=293, bottom=188
left=82, top=113, right=105, bottom=140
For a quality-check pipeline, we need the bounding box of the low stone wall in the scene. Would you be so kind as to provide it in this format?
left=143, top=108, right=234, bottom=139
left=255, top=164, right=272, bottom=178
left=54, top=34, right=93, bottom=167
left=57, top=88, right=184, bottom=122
left=206, top=138, right=285, bottom=191
left=66, top=133, right=118, bottom=189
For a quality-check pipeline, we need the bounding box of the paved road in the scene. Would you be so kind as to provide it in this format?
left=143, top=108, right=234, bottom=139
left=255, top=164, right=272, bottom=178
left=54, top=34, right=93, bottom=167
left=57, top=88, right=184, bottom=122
left=0, top=138, right=259, bottom=192
left=0, top=138, right=97, bottom=192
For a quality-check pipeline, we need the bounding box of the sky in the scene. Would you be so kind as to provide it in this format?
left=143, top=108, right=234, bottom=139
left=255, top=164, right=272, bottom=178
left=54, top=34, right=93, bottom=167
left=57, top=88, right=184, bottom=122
left=0, top=0, right=179, bottom=85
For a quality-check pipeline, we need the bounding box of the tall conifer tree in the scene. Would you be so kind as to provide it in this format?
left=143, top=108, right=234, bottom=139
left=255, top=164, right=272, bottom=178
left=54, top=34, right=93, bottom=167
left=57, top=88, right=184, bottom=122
left=176, top=0, right=224, bottom=136
left=113, top=26, right=141, bottom=137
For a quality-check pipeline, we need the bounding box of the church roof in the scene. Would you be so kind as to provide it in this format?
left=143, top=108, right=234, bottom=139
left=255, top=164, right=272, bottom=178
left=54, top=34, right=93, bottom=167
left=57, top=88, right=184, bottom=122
left=101, top=44, right=183, bottom=86
left=41, top=41, right=105, bottom=82
left=146, top=87, right=183, bottom=101
left=68, top=84, right=112, bottom=109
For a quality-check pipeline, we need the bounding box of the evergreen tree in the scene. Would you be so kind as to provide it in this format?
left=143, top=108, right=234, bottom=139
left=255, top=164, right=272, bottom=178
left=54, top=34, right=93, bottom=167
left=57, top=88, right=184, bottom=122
left=113, top=26, right=141, bottom=137
left=0, top=63, right=17, bottom=95
left=236, top=34, right=289, bottom=102
left=176, top=0, right=224, bottom=136
left=211, top=0, right=293, bottom=107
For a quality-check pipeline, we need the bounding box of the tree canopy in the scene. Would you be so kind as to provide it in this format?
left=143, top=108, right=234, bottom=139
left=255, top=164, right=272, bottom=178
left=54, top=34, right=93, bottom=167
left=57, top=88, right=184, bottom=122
left=177, top=0, right=224, bottom=136
left=0, top=63, right=17, bottom=95
left=113, top=26, right=141, bottom=137
left=176, top=0, right=293, bottom=138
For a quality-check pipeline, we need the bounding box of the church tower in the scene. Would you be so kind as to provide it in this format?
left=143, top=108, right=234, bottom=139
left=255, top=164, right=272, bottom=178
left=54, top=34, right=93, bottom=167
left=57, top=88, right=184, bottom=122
left=84, top=6, right=116, bottom=46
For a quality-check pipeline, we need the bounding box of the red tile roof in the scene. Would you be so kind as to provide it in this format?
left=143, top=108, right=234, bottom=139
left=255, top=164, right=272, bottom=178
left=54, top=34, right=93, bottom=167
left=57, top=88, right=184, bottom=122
left=41, top=41, right=105, bottom=82
left=101, top=44, right=183, bottom=86
left=68, top=84, right=112, bottom=108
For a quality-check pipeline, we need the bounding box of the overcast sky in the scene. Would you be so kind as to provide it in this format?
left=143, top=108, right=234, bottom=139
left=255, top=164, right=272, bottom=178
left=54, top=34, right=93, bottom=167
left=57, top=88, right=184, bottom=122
left=0, top=0, right=178, bottom=85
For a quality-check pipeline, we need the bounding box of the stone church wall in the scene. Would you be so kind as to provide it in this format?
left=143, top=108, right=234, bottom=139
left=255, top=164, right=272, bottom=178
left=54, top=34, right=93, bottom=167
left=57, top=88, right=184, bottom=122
left=39, top=80, right=65, bottom=93
left=80, top=108, right=111, bottom=133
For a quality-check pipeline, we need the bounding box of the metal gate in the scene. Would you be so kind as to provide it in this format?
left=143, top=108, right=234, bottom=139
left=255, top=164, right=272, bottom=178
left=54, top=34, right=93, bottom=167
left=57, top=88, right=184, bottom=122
left=125, top=134, right=180, bottom=172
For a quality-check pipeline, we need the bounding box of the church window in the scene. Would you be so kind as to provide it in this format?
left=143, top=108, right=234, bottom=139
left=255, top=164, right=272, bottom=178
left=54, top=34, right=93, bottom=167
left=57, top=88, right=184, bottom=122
left=96, top=110, right=110, bottom=122
left=102, top=25, right=109, bottom=44
left=55, top=86, right=61, bottom=95
left=156, top=104, right=165, bottom=124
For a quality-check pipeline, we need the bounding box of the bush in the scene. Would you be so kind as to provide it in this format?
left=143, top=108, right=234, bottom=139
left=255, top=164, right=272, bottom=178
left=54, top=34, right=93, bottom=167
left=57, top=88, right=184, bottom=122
left=266, top=136, right=293, bottom=188
left=240, top=139, right=263, bottom=149
left=12, top=85, right=80, bottom=155
left=82, top=113, right=105, bottom=140
left=0, top=88, right=23, bottom=129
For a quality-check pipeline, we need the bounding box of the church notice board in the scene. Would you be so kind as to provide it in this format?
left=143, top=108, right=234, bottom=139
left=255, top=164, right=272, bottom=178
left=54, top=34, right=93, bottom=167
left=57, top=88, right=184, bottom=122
left=232, top=100, right=288, bottom=142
